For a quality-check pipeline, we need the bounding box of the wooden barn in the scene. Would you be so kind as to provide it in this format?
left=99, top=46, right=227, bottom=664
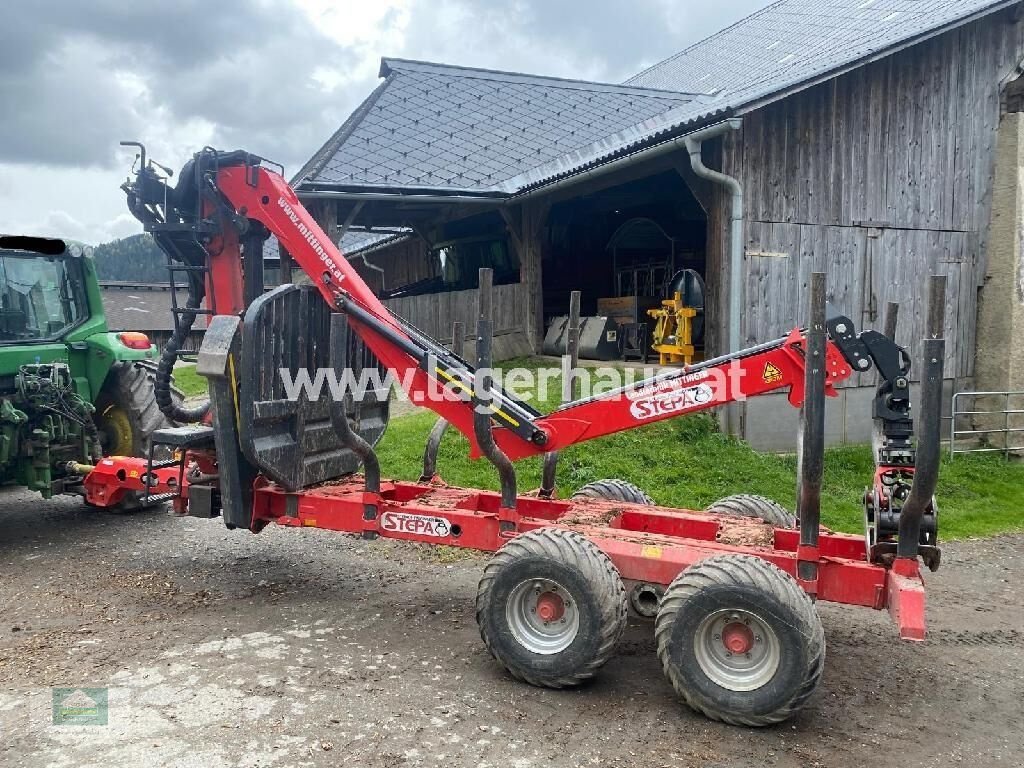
left=287, top=0, right=1024, bottom=448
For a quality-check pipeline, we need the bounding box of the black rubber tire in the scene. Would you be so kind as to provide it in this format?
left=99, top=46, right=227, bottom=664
left=92, top=360, right=182, bottom=512
left=476, top=528, right=628, bottom=688
left=94, top=360, right=182, bottom=458
left=571, top=479, right=654, bottom=505
left=655, top=555, right=825, bottom=726
left=705, top=494, right=796, bottom=529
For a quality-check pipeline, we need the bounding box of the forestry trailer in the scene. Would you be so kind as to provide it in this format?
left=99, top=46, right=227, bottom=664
left=79, top=142, right=945, bottom=726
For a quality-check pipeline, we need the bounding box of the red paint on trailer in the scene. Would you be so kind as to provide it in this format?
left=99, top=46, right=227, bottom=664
left=83, top=457, right=929, bottom=640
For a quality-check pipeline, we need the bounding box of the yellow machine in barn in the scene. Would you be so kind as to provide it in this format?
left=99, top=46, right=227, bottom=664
left=648, top=269, right=705, bottom=366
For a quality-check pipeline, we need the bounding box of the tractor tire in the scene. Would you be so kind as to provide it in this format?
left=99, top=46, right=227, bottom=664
left=571, top=479, right=654, bottom=505
left=705, top=494, right=796, bottom=529
left=92, top=360, right=182, bottom=512
left=94, top=360, right=181, bottom=458
left=476, top=528, right=628, bottom=688
left=655, top=555, right=825, bottom=726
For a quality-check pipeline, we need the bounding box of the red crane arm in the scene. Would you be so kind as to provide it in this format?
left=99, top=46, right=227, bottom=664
left=209, top=164, right=853, bottom=460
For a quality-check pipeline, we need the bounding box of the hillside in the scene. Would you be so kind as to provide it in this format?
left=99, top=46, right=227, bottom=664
left=91, top=233, right=166, bottom=283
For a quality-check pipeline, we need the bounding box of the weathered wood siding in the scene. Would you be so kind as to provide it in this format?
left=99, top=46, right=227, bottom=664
left=351, top=236, right=439, bottom=294
left=716, top=7, right=1024, bottom=384
left=383, top=282, right=530, bottom=360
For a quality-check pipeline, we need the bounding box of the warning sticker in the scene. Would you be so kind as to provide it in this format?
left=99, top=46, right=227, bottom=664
left=762, top=362, right=783, bottom=384
left=381, top=512, right=452, bottom=538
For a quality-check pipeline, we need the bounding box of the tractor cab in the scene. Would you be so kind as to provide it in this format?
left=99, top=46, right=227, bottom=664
left=0, top=244, right=89, bottom=344
left=0, top=235, right=179, bottom=501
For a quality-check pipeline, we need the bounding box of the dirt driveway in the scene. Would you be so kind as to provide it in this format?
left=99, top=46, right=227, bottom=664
left=1, top=489, right=1022, bottom=768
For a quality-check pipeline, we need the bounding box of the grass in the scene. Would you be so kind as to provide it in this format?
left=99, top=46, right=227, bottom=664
left=172, top=358, right=1024, bottom=539
left=173, top=364, right=209, bottom=398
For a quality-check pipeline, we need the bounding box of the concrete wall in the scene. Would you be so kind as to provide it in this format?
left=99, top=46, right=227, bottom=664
left=977, top=111, right=1024, bottom=394
left=743, top=381, right=962, bottom=453
left=974, top=111, right=1024, bottom=448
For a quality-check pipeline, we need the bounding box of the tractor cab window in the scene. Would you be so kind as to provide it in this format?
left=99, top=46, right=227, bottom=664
left=0, top=252, right=86, bottom=343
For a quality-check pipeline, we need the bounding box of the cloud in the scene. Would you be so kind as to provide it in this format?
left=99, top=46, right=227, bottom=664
left=1, top=0, right=368, bottom=172
left=1, top=0, right=772, bottom=244
left=395, top=0, right=770, bottom=84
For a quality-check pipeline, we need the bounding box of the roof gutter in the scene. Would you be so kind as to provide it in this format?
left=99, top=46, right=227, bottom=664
left=297, top=189, right=504, bottom=205
left=682, top=119, right=744, bottom=436
left=511, top=117, right=742, bottom=202
left=682, top=120, right=743, bottom=354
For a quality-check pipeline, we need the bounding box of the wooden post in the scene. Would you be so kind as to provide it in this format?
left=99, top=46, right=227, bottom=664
left=501, top=200, right=549, bottom=353
left=314, top=200, right=339, bottom=244
left=279, top=245, right=293, bottom=285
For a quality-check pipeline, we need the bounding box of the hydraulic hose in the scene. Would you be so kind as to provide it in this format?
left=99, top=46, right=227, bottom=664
left=123, top=152, right=213, bottom=424
left=67, top=394, right=104, bottom=462
left=155, top=269, right=210, bottom=423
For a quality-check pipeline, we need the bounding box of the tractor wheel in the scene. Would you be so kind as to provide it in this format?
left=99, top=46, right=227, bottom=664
left=94, top=360, right=180, bottom=458
left=476, top=528, right=628, bottom=688
left=572, top=479, right=654, bottom=505
left=705, top=494, right=796, bottom=529
left=655, top=555, right=825, bottom=726
left=92, top=360, right=182, bottom=512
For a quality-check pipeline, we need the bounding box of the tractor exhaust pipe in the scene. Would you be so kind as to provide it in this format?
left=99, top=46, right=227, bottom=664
left=796, top=272, right=827, bottom=587
left=897, top=276, right=946, bottom=560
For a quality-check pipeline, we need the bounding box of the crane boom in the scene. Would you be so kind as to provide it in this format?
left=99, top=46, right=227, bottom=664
left=126, top=149, right=897, bottom=461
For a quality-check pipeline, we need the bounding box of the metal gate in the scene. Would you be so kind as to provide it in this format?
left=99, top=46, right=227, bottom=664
left=949, top=390, right=1024, bottom=459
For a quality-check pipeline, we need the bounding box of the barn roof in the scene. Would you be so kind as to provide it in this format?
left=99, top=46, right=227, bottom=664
left=99, top=283, right=186, bottom=332
left=261, top=228, right=414, bottom=263
left=295, top=0, right=1016, bottom=199
left=294, top=59, right=695, bottom=194
left=628, top=0, right=1016, bottom=98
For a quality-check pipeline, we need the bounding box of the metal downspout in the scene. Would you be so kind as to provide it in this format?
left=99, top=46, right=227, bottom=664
left=682, top=118, right=744, bottom=435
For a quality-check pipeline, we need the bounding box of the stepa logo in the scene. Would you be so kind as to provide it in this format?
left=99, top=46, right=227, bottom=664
left=52, top=687, right=108, bottom=726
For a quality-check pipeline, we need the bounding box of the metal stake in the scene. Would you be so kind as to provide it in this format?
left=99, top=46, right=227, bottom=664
left=898, top=275, right=946, bottom=559
left=420, top=321, right=464, bottom=482
left=329, top=313, right=382, bottom=538
left=797, top=272, right=826, bottom=586
left=540, top=291, right=580, bottom=498
left=473, top=269, right=518, bottom=522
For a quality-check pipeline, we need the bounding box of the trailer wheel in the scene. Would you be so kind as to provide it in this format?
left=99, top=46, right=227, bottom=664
left=476, top=528, right=628, bottom=688
left=705, top=494, right=796, bottom=529
left=655, top=555, right=825, bottom=726
left=572, top=479, right=654, bottom=505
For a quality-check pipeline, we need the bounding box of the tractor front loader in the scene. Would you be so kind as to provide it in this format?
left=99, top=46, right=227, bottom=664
left=0, top=235, right=183, bottom=508
left=81, top=144, right=945, bottom=726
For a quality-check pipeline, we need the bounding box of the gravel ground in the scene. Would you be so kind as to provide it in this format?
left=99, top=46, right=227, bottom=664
left=1, top=488, right=1022, bottom=768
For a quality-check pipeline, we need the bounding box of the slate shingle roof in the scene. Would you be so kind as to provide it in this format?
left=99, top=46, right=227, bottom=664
left=296, top=59, right=694, bottom=193
left=628, top=0, right=1013, bottom=99
left=100, top=284, right=186, bottom=332
left=296, top=0, right=1013, bottom=198
left=261, top=229, right=413, bottom=264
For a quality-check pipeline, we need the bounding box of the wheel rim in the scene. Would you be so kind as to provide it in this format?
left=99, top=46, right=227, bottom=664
left=506, top=579, right=580, bottom=655
left=693, top=608, right=780, bottom=691
left=96, top=404, right=134, bottom=457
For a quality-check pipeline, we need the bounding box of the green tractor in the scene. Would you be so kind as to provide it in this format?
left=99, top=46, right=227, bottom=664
left=0, top=235, right=181, bottom=505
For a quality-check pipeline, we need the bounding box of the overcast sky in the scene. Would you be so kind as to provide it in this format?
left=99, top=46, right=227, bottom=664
left=0, top=0, right=768, bottom=245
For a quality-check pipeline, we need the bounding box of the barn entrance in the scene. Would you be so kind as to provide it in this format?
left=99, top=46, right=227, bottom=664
left=542, top=169, right=709, bottom=362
